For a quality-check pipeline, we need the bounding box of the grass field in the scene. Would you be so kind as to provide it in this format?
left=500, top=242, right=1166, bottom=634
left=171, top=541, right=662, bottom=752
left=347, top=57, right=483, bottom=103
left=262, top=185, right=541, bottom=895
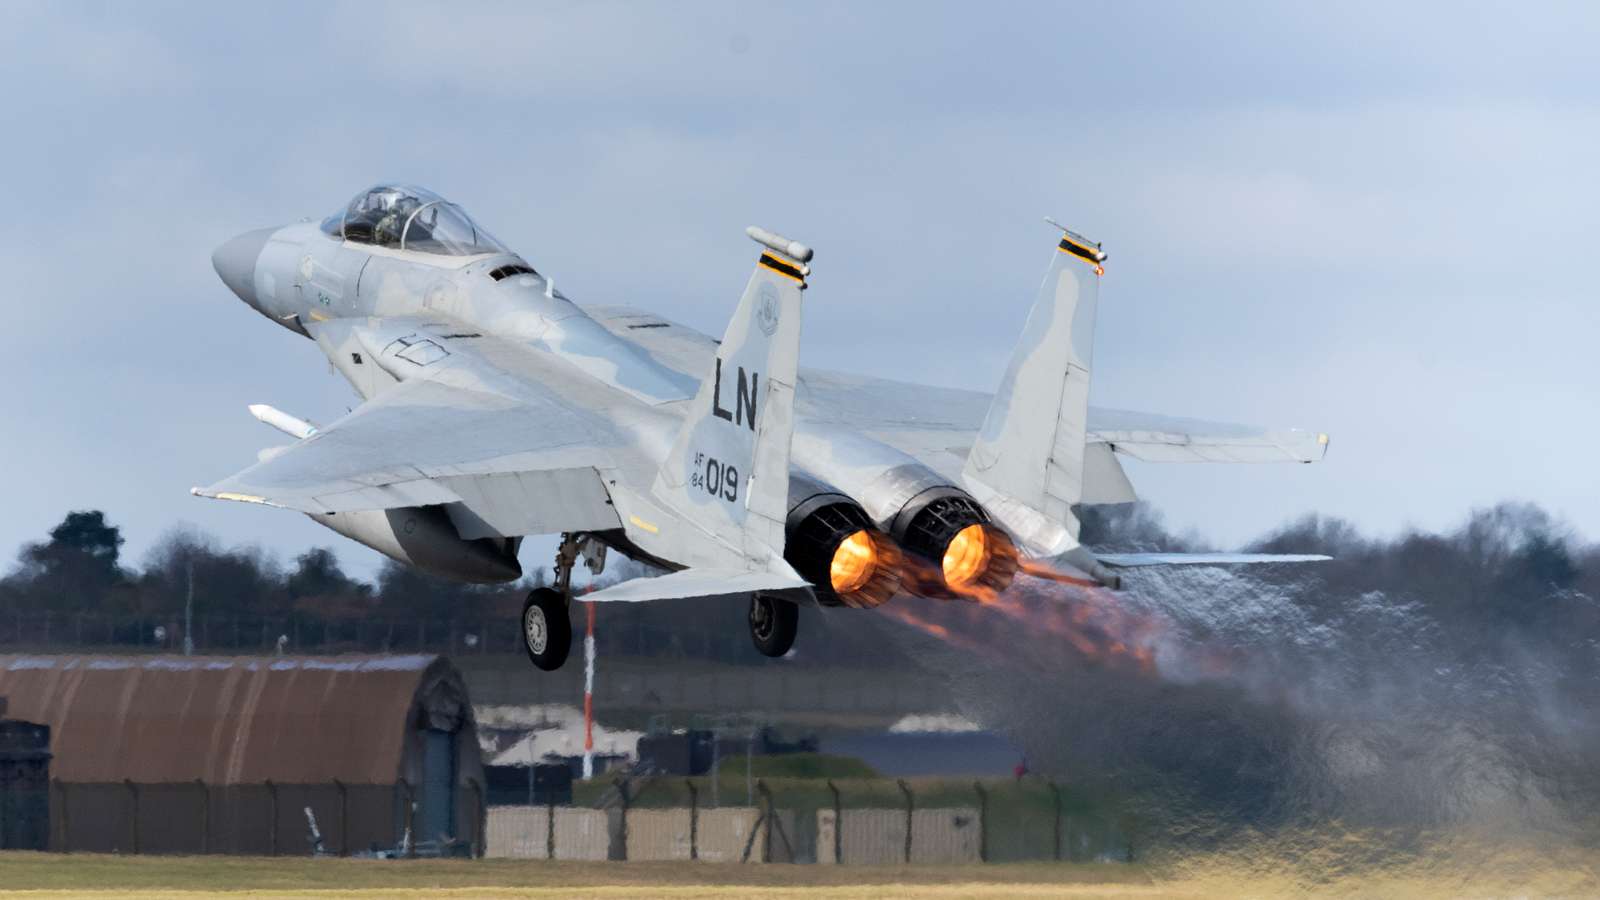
left=2, top=848, right=1597, bottom=899
left=0, top=853, right=1156, bottom=898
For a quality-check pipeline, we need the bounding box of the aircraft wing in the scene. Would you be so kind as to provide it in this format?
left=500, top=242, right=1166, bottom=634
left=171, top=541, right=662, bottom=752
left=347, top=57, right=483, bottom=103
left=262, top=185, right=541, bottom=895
left=194, top=327, right=626, bottom=539
left=585, top=305, right=1328, bottom=468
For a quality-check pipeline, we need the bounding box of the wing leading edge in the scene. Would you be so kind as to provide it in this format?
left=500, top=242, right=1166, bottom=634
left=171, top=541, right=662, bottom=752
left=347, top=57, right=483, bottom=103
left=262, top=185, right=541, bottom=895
left=193, top=351, right=624, bottom=539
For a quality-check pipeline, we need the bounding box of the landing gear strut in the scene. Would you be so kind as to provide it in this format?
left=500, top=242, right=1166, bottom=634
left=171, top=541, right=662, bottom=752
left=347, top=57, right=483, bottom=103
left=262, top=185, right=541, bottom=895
left=521, top=533, right=604, bottom=671
left=518, top=531, right=582, bottom=666
left=748, top=592, right=798, bottom=658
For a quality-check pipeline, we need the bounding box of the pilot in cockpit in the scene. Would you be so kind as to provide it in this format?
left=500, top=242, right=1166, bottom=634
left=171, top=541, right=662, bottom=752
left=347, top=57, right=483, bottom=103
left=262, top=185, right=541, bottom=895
left=324, top=184, right=510, bottom=257
left=339, top=187, right=410, bottom=247
left=372, top=193, right=421, bottom=247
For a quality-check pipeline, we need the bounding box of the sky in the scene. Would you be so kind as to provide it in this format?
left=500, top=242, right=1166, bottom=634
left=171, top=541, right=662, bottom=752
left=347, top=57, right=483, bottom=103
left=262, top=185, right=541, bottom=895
left=2, top=1, right=1597, bottom=578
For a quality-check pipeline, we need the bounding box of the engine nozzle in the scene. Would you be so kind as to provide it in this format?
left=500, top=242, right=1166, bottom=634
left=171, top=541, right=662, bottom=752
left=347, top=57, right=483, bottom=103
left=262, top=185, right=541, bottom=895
left=786, top=499, right=902, bottom=608
left=895, top=493, right=1019, bottom=599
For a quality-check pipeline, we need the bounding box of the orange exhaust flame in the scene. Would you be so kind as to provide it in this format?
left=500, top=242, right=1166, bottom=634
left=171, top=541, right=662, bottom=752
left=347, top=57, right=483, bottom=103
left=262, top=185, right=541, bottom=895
left=884, top=555, right=1177, bottom=677
left=1019, top=558, right=1099, bottom=588
left=878, top=602, right=994, bottom=656
left=830, top=529, right=879, bottom=595
left=941, top=524, right=992, bottom=590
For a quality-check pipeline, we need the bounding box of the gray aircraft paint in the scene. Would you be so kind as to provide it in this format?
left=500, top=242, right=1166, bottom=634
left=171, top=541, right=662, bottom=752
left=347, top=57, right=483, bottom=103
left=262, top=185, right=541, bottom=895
left=201, top=185, right=1328, bottom=593
left=965, top=233, right=1100, bottom=534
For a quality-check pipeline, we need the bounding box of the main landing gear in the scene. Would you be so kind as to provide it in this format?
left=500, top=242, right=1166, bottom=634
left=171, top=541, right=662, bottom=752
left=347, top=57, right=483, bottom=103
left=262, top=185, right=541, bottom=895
left=521, top=587, right=570, bottom=671
left=748, top=592, right=798, bottom=658
left=521, top=534, right=606, bottom=671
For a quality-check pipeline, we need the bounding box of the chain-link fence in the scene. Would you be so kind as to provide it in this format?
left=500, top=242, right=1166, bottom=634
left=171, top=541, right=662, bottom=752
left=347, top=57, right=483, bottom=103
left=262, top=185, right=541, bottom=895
left=8, top=775, right=1131, bottom=863
left=487, top=776, right=1133, bottom=864
left=29, top=779, right=485, bottom=857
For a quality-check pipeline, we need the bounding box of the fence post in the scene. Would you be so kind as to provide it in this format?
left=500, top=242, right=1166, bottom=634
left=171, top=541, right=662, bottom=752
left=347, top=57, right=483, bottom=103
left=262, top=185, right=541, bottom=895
left=266, top=780, right=279, bottom=856
left=1048, top=780, right=1062, bottom=861
left=613, top=777, right=630, bottom=861
left=973, top=781, right=988, bottom=864
left=897, top=779, right=914, bottom=864
left=545, top=790, right=556, bottom=861
left=685, top=779, right=699, bottom=861
left=757, top=779, right=772, bottom=863
left=196, top=779, right=210, bottom=855
left=333, top=779, right=348, bottom=856
left=399, top=779, right=415, bottom=859
left=826, top=780, right=842, bottom=865
left=54, top=780, right=69, bottom=854
left=125, top=780, right=140, bottom=855
left=468, top=778, right=484, bottom=858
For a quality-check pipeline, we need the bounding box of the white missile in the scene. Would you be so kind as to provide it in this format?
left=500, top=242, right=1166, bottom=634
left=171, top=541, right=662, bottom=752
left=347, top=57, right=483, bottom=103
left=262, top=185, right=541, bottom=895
left=248, top=404, right=318, bottom=440
left=746, top=226, right=813, bottom=266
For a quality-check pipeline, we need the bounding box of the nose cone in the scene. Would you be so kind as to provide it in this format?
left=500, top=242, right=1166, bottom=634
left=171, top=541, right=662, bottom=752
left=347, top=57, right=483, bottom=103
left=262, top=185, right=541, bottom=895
left=211, top=227, right=276, bottom=308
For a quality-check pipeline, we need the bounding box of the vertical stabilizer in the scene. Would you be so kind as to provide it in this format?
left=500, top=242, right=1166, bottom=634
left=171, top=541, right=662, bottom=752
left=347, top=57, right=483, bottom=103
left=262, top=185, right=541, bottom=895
left=963, top=223, right=1106, bottom=533
left=651, top=228, right=811, bottom=563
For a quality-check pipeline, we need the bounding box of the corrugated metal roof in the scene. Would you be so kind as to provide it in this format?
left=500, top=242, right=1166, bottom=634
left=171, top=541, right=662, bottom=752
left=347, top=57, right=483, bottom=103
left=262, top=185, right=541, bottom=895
left=0, top=654, right=466, bottom=784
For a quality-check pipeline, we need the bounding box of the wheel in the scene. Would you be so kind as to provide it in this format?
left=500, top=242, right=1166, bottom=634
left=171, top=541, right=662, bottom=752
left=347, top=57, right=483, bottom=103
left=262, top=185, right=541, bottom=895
left=748, top=592, right=798, bottom=658
left=522, top=587, right=572, bottom=671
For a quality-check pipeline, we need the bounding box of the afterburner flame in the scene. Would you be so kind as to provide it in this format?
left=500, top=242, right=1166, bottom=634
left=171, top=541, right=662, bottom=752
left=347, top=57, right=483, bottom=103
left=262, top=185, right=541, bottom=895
left=829, top=529, right=879, bottom=595
left=886, top=554, right=1165, bottom=676
left=941, top=524, right=992, bottom=589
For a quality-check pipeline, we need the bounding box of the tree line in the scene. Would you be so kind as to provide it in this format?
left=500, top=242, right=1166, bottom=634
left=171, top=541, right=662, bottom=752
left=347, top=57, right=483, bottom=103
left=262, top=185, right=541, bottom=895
left=2, top=502, right=1597, bottom=676
left=0, top=512, right=539, bottom=622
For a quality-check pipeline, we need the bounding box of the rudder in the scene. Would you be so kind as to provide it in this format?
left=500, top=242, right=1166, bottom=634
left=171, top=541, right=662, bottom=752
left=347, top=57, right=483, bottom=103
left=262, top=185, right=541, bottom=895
left=963, top=222, right=1106, bottom=532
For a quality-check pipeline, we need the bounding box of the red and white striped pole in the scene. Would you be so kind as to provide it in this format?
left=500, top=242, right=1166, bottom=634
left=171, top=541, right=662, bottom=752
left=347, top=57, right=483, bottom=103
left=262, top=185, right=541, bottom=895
left=581, top=598, right=596, bottom=780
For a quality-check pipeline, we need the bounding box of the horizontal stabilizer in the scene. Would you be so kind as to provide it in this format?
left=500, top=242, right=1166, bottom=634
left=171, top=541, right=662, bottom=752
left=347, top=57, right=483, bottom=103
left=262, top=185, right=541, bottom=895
left=1088, top=408, right=1329, bottom=463
left=583, top=568, right=811, bottom=604
left=1096, top=552, right=1331, bottom=567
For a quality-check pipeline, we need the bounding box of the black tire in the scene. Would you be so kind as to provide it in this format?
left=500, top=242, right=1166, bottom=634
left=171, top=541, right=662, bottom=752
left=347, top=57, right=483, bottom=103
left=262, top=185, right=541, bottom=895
left=522, top=587, right=572, bottom=671
left=749, top=592, right=798, bottom=658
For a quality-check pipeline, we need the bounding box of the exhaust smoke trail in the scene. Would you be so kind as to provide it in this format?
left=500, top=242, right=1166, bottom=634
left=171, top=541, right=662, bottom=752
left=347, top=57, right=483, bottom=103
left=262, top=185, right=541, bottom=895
left=874, top=503, right=1600, bottom=872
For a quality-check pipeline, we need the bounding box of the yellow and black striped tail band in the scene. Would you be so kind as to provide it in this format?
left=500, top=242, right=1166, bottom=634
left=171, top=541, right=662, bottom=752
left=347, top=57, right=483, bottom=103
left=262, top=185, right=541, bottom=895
left=1058, top=237, right=1107, bottom=265
left=759, top=253, right=807, bottom=283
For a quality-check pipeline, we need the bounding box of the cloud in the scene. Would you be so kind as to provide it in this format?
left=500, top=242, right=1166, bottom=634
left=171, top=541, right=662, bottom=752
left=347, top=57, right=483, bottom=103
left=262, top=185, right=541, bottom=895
left=2, top=1, right=1598, bottom=568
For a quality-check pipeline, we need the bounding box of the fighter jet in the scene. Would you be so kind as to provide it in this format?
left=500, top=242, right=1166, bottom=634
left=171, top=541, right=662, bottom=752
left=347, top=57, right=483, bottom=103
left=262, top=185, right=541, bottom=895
left=202, top=184, right=1328, bottom=670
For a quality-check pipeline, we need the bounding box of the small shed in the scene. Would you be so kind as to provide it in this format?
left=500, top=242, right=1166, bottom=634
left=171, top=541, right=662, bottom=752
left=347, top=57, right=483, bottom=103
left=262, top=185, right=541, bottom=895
left=0, top=654, right=482, bottom=855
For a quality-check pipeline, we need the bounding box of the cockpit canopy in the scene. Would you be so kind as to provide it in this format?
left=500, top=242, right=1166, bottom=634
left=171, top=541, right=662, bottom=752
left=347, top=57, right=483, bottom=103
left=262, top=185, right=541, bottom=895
left=321, top=185, right=509, bottom=256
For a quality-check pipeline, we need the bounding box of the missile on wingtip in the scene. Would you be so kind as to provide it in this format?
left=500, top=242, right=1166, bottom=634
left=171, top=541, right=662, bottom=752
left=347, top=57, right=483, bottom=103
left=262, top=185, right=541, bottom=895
left=248, top=404, right=318, bottom=440
left=746, top=226, right=813, bottom=264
